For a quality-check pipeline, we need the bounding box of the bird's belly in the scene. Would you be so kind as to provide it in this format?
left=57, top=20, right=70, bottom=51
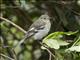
left=33, top=27, right=50, bottom=40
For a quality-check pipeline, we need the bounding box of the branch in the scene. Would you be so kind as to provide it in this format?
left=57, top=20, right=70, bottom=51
left=0, top=53, right=15, bottom=60
left=0, top=17, right=27, bottom=34
left=1, top=34, right=17, bottom=60
left=46, top=48, right=55, bottom=60
left=47, top=48, right=52, bottom=60
left=39, top=42, right=56, bottom=60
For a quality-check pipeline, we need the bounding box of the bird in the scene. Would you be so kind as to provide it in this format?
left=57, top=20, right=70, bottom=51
left=17, top=14, right=51, bottom=46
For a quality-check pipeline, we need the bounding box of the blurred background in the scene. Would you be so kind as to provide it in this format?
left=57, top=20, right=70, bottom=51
left=0, top=0, right=80, bottom=60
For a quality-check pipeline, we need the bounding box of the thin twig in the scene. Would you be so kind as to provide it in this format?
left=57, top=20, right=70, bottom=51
left=39, top=42, right=56, bottom=59
left=47, top=48, right=52, bottom=60
left=0, top=17, right=27, bottom=34
left=0, top=53, right=15, bottom=60
left=71, top=35, right=80, bottom=47
left=49, top=52, right=51, bottom=60
left=1, top=35, right=18, bottom=60
left=46, top=48, right=56, bottom=60
left=72, top=10, right=80, bottom=16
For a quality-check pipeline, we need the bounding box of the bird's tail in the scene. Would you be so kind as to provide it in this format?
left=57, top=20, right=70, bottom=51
left=18, top=34, right=28, bottom=46
left=13, top=34, right=28, bottom=48
left=14, top=31, right=34, bottom=48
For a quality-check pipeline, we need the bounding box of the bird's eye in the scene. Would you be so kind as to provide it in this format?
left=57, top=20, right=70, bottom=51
left=41, top=17, right=46, bottom=19
left=43, top=17, right=46, bottom=19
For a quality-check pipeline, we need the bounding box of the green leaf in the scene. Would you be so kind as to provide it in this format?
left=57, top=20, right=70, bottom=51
left=66, top=46, right=80, bottom=52
left=76, top=36, right=80, bottom=45
left=57, top=39, right=69, bottom=46
left=43, top=39, right=60, bottom=49
left=10, top=27, right=17, bottom=33
left=42, top=31, right=77, bottom=49
left=43, top=31, right=78, bottom=40
left=43, top=32, right=64, bottom=40
left=64, top=31, right=78, bottom=35
left=76, top=41, right=80, bottom=45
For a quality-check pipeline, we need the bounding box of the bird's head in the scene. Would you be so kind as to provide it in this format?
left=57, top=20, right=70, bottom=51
left=39, top=14, right=50, bottom=21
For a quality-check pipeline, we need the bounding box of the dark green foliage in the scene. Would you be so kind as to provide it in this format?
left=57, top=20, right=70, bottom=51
left=0, top=0, right=80, bottom=60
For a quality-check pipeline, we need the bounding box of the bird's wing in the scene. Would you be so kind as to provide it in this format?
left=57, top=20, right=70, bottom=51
left=29, top=19, right=46, bottom=30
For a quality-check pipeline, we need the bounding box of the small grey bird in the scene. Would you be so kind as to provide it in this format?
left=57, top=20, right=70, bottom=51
left=18, top=14, right=51, bottom=46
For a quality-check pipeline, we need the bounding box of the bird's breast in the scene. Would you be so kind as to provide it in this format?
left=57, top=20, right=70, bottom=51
left=33, top=21, right=51, bottom=40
